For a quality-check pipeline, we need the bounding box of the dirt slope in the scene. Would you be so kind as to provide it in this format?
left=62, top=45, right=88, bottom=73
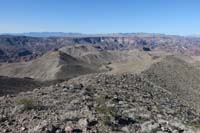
left=60, top=45, right=118, bottom=66
left=142, top=55, right=200, bottom=111
left=0, top=50, right=98, bottom=81
left=60, top=45, right=163, bottom=73
left=59, top=45, right=100, bottom=57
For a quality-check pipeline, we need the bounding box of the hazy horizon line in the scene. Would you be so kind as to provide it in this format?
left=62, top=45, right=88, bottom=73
left=1, top=31, right=199, bottom=37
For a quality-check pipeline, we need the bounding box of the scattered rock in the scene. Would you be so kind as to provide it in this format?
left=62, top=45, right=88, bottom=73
left=141, top=121, right=160, bottom=132
left=0, top=73, right=200, bottom=132
left=12, top=104, right=25, bottom=114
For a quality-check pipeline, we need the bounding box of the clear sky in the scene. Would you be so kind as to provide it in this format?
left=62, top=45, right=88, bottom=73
left=0, top=0, right=200, bottom=35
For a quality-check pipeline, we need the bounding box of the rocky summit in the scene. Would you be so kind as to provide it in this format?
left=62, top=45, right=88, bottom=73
left=1, top=73, right=200, bottom=133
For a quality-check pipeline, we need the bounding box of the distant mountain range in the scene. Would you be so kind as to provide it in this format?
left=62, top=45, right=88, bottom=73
left=1, top=32, right=84, bottom=37
left=1, top=32, right=180, bottom=37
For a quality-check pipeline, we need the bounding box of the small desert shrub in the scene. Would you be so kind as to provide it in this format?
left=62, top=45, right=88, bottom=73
left=96, top=106, right=114, bottom=125
left=16, top=98, right=36, bottom=110
left=96, top=95, right=117, bottom=125
left=188, top=122, right=200, bottom=130
left=96, top=105, right=116, bottom=117
left=96, top=105, right=117, bottom=125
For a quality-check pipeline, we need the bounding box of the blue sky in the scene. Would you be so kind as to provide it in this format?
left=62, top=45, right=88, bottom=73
left=0, top=0, right=200, bottom=35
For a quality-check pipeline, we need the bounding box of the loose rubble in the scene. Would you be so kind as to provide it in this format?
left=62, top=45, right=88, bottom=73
left=0, top=73, right=200, bottom=132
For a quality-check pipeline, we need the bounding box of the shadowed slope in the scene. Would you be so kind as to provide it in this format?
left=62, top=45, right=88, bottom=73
left=0, top=76, right=42, bottom=95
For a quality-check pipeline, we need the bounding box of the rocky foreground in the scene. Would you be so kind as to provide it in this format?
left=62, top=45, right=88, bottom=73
left=0, top=73, right=200, bottom=133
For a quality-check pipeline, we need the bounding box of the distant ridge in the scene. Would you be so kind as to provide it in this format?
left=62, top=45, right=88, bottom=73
left=0, top=50, right=98, bottom=81
left=0, top=32, right=184, bottom=37
left=1, top=32, right=84, bottom=37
